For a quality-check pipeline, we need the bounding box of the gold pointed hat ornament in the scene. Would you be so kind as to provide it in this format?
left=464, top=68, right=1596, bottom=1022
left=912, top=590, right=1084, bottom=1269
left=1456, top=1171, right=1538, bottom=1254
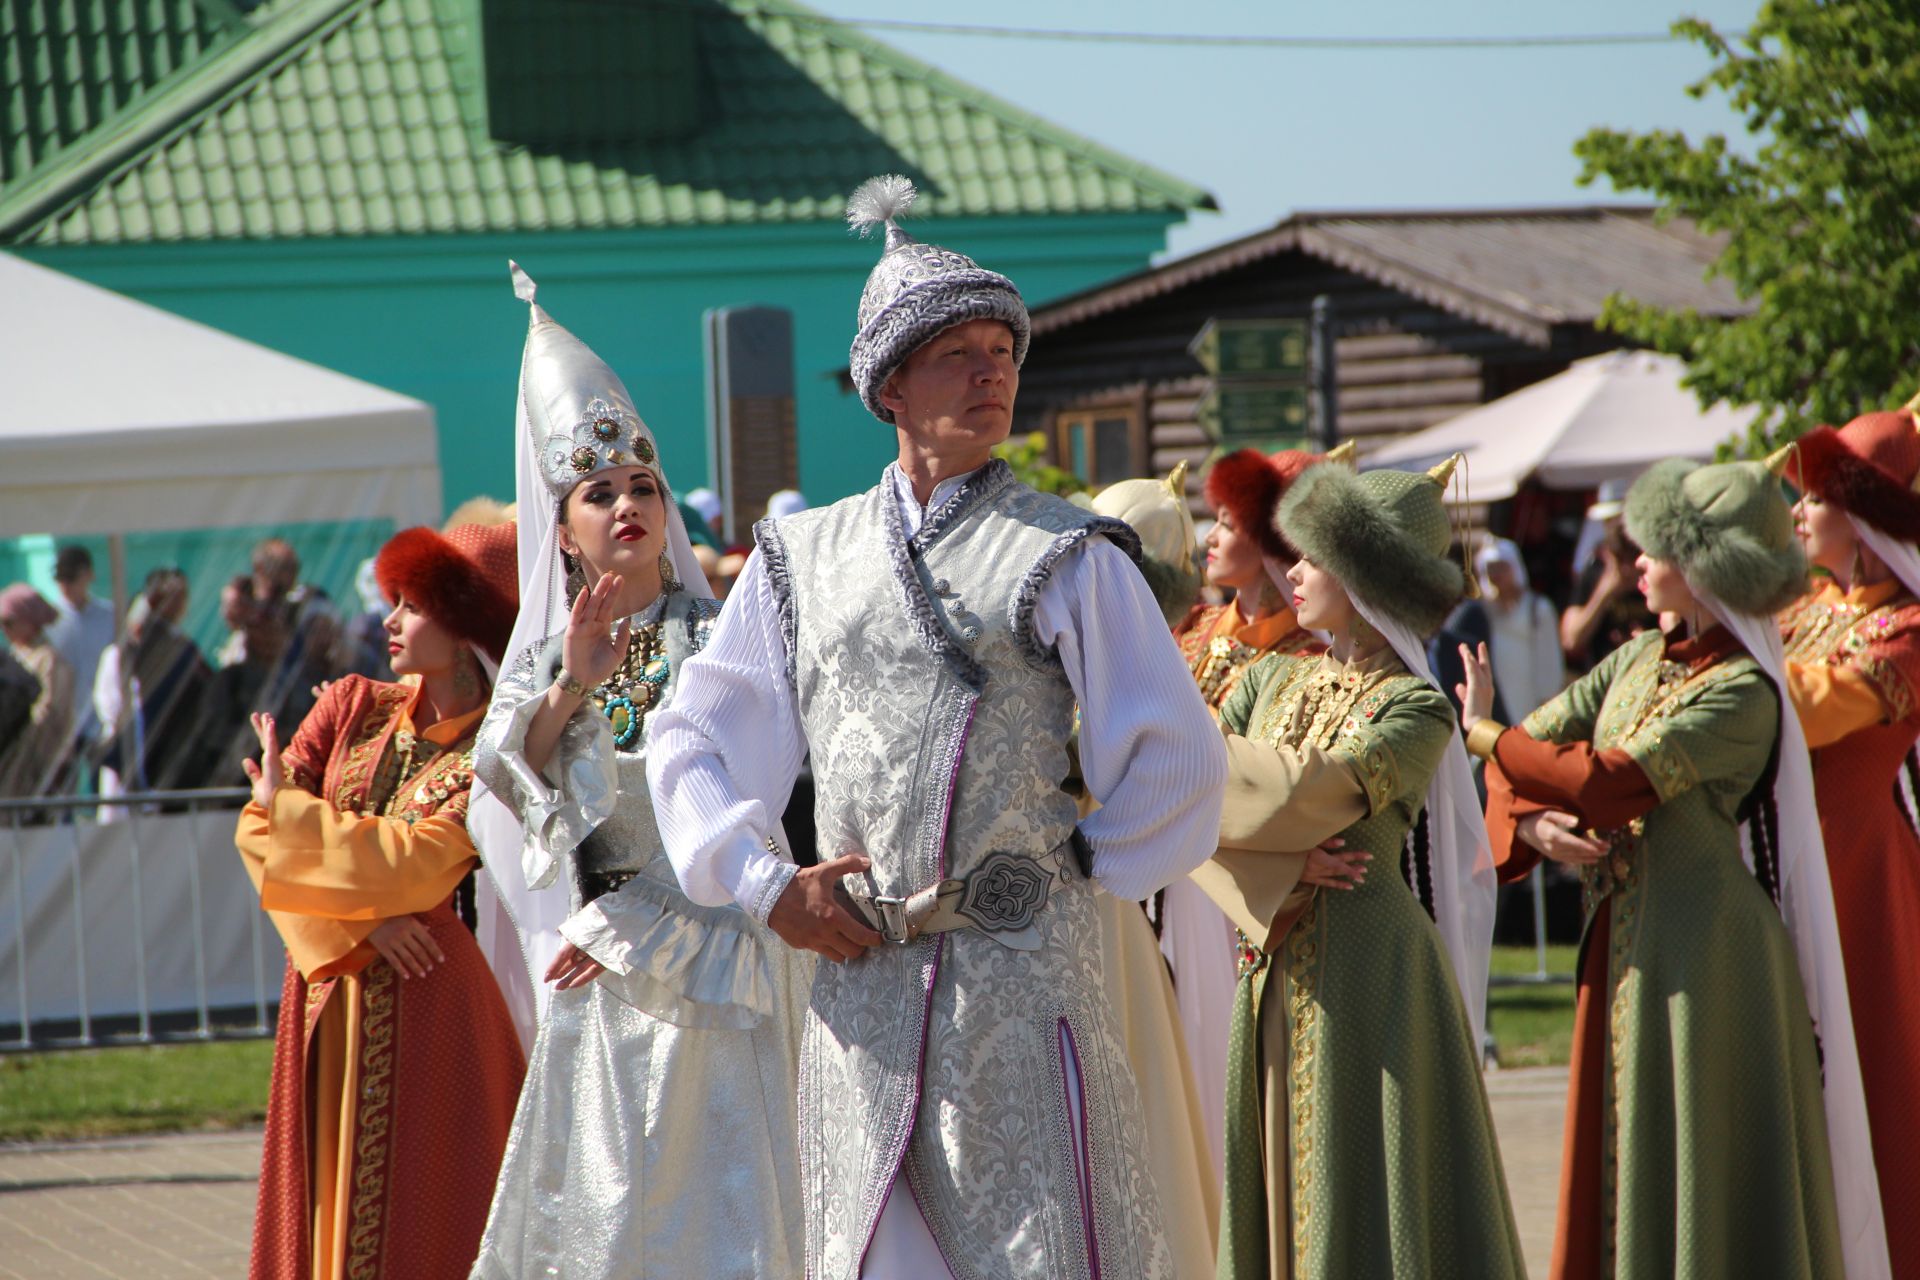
left=1091, top=461, right=1203, bottom=626
left=1766, top=395, right=1920, bottom=541
left=1272, top=450, right=1473, bottom=635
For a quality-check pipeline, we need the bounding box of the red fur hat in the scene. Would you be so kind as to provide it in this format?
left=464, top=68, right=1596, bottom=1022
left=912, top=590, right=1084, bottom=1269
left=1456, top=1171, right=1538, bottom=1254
left=1782, top=409, right=1920, bottom=541
left=1203, top=448, right=1326, bottom=560
left=375, top=522, right=520, bottom=663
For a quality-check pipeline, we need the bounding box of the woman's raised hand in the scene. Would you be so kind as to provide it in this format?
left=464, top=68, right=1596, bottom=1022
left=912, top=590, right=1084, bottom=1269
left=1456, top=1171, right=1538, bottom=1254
left=1515, top=810, right=1608, bottom=866
left=1455, top=641, right=1496, bottom=733
left=561, top=571, right=631, bottom=690
left=239, top=711, right=282, bottom=809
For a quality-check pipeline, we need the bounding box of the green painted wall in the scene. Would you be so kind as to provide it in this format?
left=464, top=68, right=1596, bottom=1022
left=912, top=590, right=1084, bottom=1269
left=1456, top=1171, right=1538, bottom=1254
left=20, top=213, right=1176, bottom=518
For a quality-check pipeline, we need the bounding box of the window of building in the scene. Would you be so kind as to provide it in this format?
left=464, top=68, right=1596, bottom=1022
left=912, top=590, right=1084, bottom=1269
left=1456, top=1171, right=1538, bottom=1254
left=1054, top=407, right=1141, bottom=487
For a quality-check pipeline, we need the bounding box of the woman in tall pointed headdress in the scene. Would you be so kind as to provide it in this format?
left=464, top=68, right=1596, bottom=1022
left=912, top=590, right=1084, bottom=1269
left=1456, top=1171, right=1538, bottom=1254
left=237, top=520, right=527, bottom=1280
left=466, top=266, right=808, bottom=1278
left=1164, top=444, right=1344, bottom=1192
left=1464, top=458, right=1881, bottom=1279
left=1197, top=456, right=1523, bottom=1279
left=1774, top=405, right=1920, bottom=1278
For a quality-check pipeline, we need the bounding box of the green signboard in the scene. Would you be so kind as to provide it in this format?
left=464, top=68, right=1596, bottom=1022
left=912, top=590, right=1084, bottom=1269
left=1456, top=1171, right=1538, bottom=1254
left=1197, top=382, right=1312, bottom=450
left=1190, top=318, right=1310, bottom=380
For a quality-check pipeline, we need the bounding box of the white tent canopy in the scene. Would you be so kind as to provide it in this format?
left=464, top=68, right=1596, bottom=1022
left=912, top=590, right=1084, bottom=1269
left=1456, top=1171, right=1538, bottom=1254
left=0, top=252, right=439, bottom=539
left=1363, top=349, right=1757, bottom=502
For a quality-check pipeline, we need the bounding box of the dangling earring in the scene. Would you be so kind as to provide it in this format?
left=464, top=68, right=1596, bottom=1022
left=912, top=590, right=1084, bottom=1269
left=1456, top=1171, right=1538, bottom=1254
left=1350, top=613, right=1378, bottom=652
left=1255, top=576, right=1285, bottom=615
left=1849, top=542, right=1868, bottom=591
left=561, top=547, right=586, bottom=602
left=658, top=550, right=682, bottom=597
left=451, top=647, right=480, bottom=699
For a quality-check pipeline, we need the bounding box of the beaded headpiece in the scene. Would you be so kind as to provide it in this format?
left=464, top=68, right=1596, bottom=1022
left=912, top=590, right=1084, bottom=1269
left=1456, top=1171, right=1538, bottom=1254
left=511, top=262, right=664, bottom=501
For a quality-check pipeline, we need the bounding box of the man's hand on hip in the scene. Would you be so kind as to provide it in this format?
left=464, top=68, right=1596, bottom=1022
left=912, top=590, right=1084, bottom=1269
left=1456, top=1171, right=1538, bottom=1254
left=768, top=853, right=885, bottom=962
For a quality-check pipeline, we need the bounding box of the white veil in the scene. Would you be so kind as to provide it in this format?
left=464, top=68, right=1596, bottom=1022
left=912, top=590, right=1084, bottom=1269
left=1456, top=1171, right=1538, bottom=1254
left=1695, top=588, right=1890, bottom=1280
left=1347, top=592, right=1498, bottom=1048
left=470, top=262, right=713, bottom=1046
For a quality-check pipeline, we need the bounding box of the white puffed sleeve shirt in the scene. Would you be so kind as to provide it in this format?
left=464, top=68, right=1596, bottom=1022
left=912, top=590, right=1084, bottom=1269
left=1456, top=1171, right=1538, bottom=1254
left=648, top=464, right=1226, bottom=919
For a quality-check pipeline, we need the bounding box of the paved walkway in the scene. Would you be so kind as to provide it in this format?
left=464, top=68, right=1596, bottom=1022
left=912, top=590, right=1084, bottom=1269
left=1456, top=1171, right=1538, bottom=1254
left=0, top=1067, right=1568, bottom=1277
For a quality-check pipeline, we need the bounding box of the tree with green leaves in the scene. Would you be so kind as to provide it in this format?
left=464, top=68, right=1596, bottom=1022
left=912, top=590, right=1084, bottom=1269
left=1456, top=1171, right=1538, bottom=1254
left=1576, top=0, right=1920, bottom=449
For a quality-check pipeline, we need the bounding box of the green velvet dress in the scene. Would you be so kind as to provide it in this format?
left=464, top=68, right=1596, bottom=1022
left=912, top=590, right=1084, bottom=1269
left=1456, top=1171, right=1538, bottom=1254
left=1508, top=631, right=1842, bottom=1279
left=1204, top=648, right=1523, bottom=1280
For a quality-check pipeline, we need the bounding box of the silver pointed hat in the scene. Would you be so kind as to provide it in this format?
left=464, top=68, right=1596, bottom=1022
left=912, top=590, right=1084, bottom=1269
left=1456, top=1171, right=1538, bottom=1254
left=511, top=261, right=661, bottom=501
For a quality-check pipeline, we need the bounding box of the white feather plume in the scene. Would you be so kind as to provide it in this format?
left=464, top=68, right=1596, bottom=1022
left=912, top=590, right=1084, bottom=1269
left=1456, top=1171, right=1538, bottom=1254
left=846, top=174, right=917, bottom=236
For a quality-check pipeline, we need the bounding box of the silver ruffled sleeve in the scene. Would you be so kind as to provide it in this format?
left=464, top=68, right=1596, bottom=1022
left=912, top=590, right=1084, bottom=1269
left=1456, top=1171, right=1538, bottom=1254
left=472, top=636, right=618, bottom=892
left=557, top=860, right=794, bottom=1030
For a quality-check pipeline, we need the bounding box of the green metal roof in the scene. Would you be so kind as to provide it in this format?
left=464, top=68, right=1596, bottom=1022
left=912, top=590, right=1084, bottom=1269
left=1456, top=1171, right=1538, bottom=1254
left=0, top=0, right=1214, bottom=244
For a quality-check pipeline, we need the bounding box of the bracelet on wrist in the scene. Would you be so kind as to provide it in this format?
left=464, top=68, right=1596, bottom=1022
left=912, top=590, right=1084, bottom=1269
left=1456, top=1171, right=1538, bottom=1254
left=1464, top=717, right=1508, bottom=761
left=554, top=667, right=591, bottom=699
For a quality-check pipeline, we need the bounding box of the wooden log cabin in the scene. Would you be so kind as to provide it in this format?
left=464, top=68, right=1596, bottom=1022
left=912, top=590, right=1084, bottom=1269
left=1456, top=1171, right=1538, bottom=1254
left=1015, top=206, right=1750, bottom=510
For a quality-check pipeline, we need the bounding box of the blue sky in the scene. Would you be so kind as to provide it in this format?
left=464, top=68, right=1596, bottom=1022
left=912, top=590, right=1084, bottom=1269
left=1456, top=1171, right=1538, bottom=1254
left=810, top=0, right=1763, bottom=258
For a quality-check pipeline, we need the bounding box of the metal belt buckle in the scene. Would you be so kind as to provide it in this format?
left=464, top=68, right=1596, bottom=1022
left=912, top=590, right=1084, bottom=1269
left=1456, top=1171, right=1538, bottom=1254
left=871, top=894, right=912, bottom=944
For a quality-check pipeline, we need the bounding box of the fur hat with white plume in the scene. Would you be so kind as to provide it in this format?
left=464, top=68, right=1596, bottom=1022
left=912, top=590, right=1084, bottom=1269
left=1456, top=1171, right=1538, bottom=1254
left=845, top=174, right=1031, bottom=424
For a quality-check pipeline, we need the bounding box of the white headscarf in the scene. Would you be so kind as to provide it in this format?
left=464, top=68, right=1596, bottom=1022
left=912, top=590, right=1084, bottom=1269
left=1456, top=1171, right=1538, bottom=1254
left=1695, top=587, right=1890, bottom=1280
left=469, top=263, right=713, bottom=1044
left=1475, top=536, right=1528, bottom=594
left=1347, top=592, right=1497, bottom=1048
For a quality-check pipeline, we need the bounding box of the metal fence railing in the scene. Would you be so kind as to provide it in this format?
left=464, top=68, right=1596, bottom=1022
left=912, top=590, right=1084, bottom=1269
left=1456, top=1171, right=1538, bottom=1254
left=1, top=788, right=274, bottom=1052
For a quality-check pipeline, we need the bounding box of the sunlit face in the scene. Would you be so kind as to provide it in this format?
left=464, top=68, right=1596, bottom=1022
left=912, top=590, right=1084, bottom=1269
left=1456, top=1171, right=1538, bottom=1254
left=1635, top=553, right=1697, bottom=617
left=1204, top=508, right=1266, bottom=591
left=878, top=319, right=1018, bottom=453
left=1484, top=561, right=1521, bottom=599
left=1793, top=492, right=1855, bottom=576
left=1286, top=556, right=1355, bottom=635
left=383, top=597, right=461, bottom=678
left=558, top=465, right=668, bottom=585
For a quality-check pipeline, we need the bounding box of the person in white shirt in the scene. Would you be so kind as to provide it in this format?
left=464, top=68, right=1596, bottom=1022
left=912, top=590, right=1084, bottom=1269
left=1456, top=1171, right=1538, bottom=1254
left=649, top=176, right=1227, bottom=1280
left=1477, top=537, right=1566, bottom=722
left=45, top=545, right=115, bottom=757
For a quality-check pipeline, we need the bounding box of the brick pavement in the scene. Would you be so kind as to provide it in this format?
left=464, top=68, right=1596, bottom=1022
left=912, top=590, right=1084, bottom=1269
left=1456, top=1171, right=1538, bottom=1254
left=0, top=1067, right=1569, bottom=1278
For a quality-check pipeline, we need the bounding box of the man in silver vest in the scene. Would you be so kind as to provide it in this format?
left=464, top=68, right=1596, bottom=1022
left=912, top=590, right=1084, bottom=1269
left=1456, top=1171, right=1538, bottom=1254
left=650, top=176, right=1227, bottom=1280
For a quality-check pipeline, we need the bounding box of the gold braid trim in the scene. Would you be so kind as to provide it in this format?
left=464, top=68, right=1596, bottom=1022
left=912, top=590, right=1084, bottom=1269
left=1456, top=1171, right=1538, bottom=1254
left=345, top=965, right=397, bottom=1279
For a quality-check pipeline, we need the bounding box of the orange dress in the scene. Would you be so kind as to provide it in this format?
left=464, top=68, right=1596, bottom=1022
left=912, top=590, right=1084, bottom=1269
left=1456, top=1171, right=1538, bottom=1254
left=1175, top=597, right=1322, bottom=709
left=1781, top=579, right=1920, bottom=1280
left=237, top=675, right=526, bottom=1280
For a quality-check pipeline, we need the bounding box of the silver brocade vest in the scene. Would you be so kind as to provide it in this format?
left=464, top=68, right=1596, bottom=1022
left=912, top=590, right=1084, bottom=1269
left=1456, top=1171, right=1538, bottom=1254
left=758, top=461, right=1173, bottom=1280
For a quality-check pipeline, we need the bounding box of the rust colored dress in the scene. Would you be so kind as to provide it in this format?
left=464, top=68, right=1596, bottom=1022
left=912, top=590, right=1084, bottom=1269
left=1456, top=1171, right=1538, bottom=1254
left=237, top=675, right=526, bottom=1280
left=1781, top=579, right=1920, bottom=1279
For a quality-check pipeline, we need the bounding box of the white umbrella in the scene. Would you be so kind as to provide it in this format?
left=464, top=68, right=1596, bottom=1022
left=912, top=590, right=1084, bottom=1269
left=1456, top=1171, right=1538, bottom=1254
left=1363, top=349, right=1757, bottom=500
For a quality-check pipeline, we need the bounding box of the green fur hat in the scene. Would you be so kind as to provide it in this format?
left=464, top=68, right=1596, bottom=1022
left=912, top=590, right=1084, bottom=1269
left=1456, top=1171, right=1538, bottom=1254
left=1084, top=463, right=1204, bottom=626
left=1623, top=458, right=1807, bottom=615
left=1275, top=457, right=1467, bottom=636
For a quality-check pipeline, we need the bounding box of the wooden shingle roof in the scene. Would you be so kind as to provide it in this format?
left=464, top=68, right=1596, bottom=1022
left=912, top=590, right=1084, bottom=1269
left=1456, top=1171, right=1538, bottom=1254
left=1033, top=206, right=1750, bottom=348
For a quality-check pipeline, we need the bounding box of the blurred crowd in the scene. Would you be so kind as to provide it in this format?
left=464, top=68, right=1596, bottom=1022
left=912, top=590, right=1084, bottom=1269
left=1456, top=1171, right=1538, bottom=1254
left=0, top=485, right=809, bottom=812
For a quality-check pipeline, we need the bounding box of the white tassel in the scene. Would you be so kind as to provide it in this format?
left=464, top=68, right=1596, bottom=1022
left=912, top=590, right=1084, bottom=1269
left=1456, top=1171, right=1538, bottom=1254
left=509, top=259, right=537, bottom=304
left=846, top=175, right=917, bottom=237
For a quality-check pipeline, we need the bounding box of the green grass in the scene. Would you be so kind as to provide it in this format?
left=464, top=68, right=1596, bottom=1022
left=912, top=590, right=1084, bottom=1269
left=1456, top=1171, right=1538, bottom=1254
left=1487, top=944, right=1580, bottom=1068
left=0, top=945, right=1581, bottom=1142
left=0, top=1039, right=274, bottom=1142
